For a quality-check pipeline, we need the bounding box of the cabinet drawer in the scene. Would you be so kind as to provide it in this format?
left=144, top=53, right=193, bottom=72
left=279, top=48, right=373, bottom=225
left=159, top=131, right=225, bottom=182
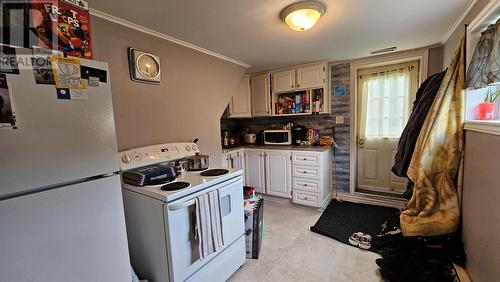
left=292, top=177, right=321, bottom=192
left=293, top=191, right=320, bottom=207
left=293, top=165, right=321, bottom=179
left=292, top=152, right=321, bottom=166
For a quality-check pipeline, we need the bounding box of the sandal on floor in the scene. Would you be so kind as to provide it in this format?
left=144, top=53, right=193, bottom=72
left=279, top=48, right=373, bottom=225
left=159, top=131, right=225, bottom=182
left=349, top=232, right=364, bottom=246
left=359, top=234, right=372, bottom=250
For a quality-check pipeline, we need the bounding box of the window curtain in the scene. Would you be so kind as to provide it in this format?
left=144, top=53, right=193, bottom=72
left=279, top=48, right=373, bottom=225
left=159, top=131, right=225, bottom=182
left=359, top=67, right=412, bottom=139
left=466, top=18, right=500, bottom=89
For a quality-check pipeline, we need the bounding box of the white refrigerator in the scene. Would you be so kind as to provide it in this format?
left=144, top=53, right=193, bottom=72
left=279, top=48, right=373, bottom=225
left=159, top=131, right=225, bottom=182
left=0, top=46, right=131, bottom=282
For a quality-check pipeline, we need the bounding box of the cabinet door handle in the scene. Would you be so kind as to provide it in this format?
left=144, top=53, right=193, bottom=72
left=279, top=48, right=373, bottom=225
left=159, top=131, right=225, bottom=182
left=303, top=158, right=307, bottom=160
left=297, top=84, right=300, bottom=87
left=303, top=171, right=307, bottom=173
left=303, top=184, right=308, bottom=187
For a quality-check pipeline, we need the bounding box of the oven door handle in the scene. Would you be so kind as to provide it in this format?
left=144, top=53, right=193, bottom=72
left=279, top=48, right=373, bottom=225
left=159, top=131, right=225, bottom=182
left=167, top=177, right=242, bottom=211
left=168, top=199, right=195, bottom=211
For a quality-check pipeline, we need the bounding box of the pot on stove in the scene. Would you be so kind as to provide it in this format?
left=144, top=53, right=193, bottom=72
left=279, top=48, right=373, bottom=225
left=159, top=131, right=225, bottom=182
left=186, top=152, right=209, bottom=171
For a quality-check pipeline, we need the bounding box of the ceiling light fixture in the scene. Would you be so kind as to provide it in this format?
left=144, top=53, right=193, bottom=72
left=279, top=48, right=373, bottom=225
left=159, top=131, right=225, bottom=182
left=280, top=1, right=326, bottom=32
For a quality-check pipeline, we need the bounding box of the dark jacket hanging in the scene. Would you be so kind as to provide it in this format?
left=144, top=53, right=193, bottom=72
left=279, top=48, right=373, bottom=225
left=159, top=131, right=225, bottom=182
left=391, top=70, right=447, bottom=178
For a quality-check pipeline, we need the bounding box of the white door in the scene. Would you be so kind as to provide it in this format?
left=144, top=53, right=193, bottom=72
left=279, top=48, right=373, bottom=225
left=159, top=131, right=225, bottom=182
left=265, top=150, right=292, bottom=198
left=0, top=176, right=131, bottom=282
left=272, top=69, right=295, bottom=93
left=245, top=149, right=265, bottom=193
left=251, top=74, right=271, bottom=116
left=296, top=64, right=326, bottom=90
left=229, top=75, right=252, bottom=118
left=357, top=61, right=419, bottom=194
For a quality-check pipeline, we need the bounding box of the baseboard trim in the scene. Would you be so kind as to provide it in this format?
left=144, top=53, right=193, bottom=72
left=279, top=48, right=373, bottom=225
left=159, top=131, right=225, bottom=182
left=335, top=192, right=407, bottom=209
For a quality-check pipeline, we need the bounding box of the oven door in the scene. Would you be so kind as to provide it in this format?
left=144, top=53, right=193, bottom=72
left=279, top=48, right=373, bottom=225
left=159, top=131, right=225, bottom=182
left=164, top=176, right=244, bottom=281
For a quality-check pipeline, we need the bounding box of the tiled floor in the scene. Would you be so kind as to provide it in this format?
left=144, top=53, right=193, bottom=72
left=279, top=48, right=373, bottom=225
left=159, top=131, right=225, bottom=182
left=229, top=201, right=383, bottom=282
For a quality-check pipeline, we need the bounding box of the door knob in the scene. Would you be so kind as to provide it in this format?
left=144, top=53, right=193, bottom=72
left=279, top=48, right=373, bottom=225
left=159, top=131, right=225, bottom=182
left=359, top=138, right=365, bottom=149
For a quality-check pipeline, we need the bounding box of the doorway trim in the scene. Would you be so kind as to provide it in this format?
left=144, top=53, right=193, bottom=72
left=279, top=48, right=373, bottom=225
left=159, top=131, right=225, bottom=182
left=349, top=48, right=429, bottom=196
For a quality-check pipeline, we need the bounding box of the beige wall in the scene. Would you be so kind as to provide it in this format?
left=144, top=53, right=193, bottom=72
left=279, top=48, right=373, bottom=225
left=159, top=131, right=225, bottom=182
left=428, top=46, right=443, bottom=76
left=462, top=131, right=500, bottom=281
left=443, top=0, right=491, bottom=68
left=90, top=17, right=247, bottom=166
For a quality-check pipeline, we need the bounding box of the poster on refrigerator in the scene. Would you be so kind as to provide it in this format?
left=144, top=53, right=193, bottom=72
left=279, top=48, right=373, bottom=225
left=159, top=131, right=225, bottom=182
left=31, top=0, right=92, bottom=59
left=0, top=74, right=16, bottom=129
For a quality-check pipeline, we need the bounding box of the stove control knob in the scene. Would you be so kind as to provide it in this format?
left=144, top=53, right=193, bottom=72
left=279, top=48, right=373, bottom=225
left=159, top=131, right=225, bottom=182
left=185, top=145, right=191, bottom=151
left=192, top=145, right=197, bottom=151
left=133, top=153, right=142, bottom=161
left=122, top=155, right=132, bottom=163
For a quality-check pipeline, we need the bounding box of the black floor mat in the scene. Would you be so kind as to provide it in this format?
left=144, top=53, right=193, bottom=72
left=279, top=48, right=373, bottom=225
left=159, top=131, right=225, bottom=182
left=310, top=200, right=399, bottom=250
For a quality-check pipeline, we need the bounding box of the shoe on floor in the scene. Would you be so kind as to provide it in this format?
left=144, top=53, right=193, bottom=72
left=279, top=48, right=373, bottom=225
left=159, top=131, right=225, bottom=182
left=359, top=234, right=372, bottom=250
left=349, top=232, right=364, bottom=246
left=378, top=221, right=401, bottom=237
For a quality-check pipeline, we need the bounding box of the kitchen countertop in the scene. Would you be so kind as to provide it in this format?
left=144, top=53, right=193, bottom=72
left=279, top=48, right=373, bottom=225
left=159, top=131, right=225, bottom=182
left=222, top=144, right=333, bottom=153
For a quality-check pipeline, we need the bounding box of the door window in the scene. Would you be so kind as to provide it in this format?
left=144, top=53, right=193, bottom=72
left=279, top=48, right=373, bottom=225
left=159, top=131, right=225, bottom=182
left=358, top=62, right=419, bottom=139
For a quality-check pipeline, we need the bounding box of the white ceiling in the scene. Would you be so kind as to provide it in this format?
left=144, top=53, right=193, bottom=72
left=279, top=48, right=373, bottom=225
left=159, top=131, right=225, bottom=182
left=92, top=0, right=472, bottom=72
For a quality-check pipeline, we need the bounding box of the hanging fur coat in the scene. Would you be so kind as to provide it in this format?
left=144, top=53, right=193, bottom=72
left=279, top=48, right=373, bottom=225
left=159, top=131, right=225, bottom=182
left=392, top=70, right=447, bottom=178
left=400, top=37, right=465, bottom=237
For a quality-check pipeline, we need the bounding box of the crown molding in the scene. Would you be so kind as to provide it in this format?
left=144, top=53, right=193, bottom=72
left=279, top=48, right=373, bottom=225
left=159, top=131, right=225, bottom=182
left=441, top=0, right=478, bottom=44
left=89, top=8, right=251, bottom=68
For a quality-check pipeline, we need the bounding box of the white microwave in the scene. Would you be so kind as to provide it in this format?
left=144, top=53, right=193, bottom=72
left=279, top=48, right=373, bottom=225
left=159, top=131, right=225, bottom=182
left=263, top=130, right=292, bottom=145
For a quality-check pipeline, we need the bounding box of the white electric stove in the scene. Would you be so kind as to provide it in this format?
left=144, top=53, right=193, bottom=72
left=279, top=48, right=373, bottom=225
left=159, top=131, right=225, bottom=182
left=119, top=142, right=246, bottom=282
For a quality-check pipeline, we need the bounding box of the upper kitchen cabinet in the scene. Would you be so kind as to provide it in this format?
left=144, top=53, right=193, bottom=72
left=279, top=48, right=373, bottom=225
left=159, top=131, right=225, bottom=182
left=269, top=62, right=330, bottom=116
left=228, top=75, right=252, bottom=118
left=296, top=63, right=326, bottom=90
left=272, top=69, right=296, bottom=93
left=251, top=73, right=272, bottom=116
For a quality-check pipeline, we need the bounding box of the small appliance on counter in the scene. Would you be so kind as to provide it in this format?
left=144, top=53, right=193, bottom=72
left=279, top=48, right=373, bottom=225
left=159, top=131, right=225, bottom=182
left=244, top=133, right=257, bottom=144
left=263, top=129, right=292, bottom=145
left=291, top=125, right=308, bottom=145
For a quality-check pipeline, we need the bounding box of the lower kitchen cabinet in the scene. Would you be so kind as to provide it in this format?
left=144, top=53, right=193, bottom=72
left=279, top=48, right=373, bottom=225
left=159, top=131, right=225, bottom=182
left=222, top=149, right=246, bottom=185
left=264, top=150, right=292, bottom=198
left=222, top=147, right=332, bottom=208
left=291, top=151, right=332, bottom=208
left=244, top=149, right=265, bottom=194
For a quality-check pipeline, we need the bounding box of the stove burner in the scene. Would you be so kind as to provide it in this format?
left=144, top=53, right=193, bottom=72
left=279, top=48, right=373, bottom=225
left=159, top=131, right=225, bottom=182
left=147, top=176, right=176, bottom=186
left=161, top=182, right=190, bottom=191
left=200, top=169, right=229, bottom=177
left=187, top=168, right=208, bottom=172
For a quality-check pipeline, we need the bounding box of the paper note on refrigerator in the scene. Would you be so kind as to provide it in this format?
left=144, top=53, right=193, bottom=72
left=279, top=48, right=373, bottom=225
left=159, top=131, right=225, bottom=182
left=51, top=56, right=86, bottom=90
